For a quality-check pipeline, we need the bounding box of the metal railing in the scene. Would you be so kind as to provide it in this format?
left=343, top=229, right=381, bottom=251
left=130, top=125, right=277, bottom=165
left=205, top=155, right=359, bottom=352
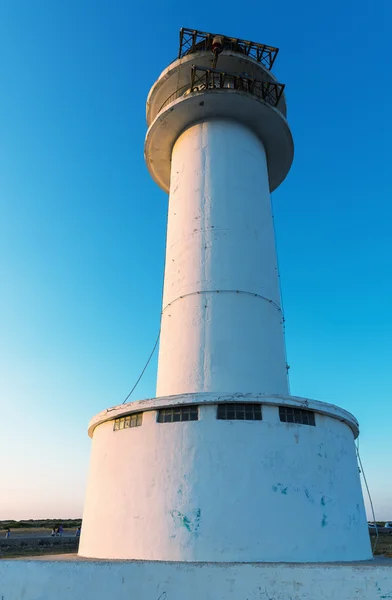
left=178, top=28, right=279, bottom=71
left=158, top=83, right=191, bottom=113
left=158, top=66, right=285, bottom=113
left=190, top=66, right=285, bottom=107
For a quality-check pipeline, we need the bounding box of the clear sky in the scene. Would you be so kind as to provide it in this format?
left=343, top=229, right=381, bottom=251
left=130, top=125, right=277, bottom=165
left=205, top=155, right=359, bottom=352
left=0, top=0, right=390, bottom=521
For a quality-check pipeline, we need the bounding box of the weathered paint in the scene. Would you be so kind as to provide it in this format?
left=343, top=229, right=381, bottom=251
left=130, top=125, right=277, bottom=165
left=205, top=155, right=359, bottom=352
left=1, top=558, right=392, bottom=600
left=156, top=119, right=289, bottom=398
left=79, top=401, right=371, bottom=562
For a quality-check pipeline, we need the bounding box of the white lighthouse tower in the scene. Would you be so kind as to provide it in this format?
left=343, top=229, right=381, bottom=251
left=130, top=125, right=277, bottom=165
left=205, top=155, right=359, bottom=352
left=79, top=28, right=372, bottom=563
left=4, top=27, right=392, bottom=600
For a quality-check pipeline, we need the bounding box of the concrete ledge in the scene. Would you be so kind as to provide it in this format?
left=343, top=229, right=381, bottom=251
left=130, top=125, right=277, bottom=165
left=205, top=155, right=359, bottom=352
left=88, top=392, right=359, bottom=438
left=144, top=90, right=293, bottom=193
left=1, top=557, right=391, bottom=599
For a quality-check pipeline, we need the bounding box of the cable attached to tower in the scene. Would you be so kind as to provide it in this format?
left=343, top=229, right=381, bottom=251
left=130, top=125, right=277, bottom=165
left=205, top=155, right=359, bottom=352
left=121, top=331, right=161, bottom=404
left=270, top=197, right=291, bottom=388
left=356, top=439, right=379, bottom=555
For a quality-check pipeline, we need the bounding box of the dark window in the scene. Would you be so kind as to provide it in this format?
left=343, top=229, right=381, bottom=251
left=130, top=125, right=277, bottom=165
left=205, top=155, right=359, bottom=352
left=158, top=406, right=199, bottom=423
left=113, top=412, right=143, bottom=431
left=217, top=403, right=262, bottom=421
left=279, top=406, right=315, bottom=426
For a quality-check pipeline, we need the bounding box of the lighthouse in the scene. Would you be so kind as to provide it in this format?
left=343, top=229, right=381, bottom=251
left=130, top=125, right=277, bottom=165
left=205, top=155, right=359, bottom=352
left=78, top=28, right=372, bottom=563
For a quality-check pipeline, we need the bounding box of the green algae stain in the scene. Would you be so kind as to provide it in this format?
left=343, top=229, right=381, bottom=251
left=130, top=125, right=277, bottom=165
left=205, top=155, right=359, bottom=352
left=305, top=489, right=314, bottom=503
left=170, top=508, right=201, bottom=534
left=272, top=483, right=288, bottom=495
left=321, top=513, right=328, bottom=527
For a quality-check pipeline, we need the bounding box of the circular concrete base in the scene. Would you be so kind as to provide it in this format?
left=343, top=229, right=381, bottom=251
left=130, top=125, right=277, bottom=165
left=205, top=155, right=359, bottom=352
left=1, top=557, right=391, bottom=599
left=79, top=393, right=371, bottom=562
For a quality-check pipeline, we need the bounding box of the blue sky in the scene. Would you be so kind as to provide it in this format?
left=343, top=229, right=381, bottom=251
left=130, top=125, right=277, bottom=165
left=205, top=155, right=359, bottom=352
left=0, top=0, right=390, bottom=520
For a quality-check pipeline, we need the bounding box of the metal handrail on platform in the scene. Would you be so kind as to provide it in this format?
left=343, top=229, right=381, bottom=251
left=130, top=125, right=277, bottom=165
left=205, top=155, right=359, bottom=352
left=158, top=65, right=285, bottom=114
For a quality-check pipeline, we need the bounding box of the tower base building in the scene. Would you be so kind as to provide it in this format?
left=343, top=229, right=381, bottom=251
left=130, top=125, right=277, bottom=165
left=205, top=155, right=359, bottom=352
left=79, top=393, right=371, bottom=563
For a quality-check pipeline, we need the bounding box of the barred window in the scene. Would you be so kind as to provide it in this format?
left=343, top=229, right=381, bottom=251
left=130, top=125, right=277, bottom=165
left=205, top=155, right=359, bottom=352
left=158, top=406, right=199, bottom=423
left=279, top=406, right=315, bottom=426
left=113, top=412, right=143, bottom=431
left=217, top=403, right=262, bottom=421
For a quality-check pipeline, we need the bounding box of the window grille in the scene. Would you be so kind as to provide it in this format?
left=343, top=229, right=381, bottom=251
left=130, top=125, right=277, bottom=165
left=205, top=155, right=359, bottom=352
left=158, top=406, right=199, bottom=423
left=217, top=403, right=262, bottom=420
left=279, top=406, right=315, bottom=426
left=113, top=412, right=143, bottom=431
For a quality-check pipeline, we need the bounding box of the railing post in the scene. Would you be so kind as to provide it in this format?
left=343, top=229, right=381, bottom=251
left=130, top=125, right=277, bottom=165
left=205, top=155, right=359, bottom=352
left=178, top=29, right=184, bottom=59
left=276, top=83, right=285, bottom=107
left=192, top=31, right=197, bottom=54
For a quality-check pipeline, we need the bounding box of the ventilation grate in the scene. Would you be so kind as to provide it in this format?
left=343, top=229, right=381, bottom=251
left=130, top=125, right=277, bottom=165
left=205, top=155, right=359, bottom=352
left=158, top=406, right=199, bottom=423
left=217, top=403, right=262, bottom=420
left=279, top=406, right=315, bottom=426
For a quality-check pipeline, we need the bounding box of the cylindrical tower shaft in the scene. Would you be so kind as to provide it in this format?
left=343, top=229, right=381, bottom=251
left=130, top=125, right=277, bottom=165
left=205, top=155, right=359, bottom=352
left=156, top=119, right=289, bottom=397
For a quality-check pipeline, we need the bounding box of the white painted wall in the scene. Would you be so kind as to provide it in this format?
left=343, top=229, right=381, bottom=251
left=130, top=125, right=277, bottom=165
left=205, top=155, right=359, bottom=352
left=156, top=119, right=289, bottom=398
left=79, top=399, right=371, bottom=562
left=2, top=559, right=391, bottom=600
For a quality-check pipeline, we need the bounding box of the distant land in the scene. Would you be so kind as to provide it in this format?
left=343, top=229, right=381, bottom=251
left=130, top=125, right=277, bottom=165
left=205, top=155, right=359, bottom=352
left=0, top=519, right=82, bottom=530
left=1, top=519, right=390, bottom=529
